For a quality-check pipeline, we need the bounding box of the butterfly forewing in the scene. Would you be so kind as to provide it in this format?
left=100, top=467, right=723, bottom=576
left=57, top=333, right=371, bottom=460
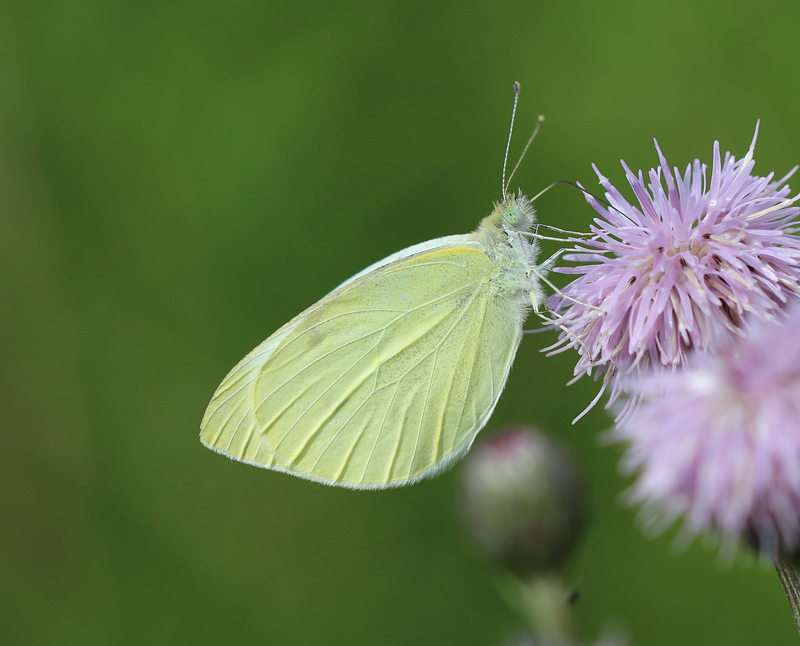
left=201, top=245, right=524, bottom=489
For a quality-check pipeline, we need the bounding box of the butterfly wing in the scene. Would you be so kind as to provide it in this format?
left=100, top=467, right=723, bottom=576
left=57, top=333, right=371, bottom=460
left=200, top=242, right=526, bottom=489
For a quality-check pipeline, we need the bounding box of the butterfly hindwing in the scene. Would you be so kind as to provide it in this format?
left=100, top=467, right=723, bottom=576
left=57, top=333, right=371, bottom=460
left=201, top=243, right=524, bottom=489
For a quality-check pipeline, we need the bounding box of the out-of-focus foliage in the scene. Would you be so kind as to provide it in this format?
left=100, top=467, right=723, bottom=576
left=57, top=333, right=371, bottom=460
left=1, top=1, right=799, bottom=644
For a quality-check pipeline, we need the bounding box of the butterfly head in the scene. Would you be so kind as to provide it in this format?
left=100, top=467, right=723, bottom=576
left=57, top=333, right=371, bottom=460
left=498, top=190, right=537, bottom=232
left=476, top=190, right=537, bottom=237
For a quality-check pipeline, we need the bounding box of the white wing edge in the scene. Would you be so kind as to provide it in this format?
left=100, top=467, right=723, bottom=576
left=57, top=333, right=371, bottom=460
left=332, top=234, right=472, bottom=291
left=200, top=233, right=487, bottom=490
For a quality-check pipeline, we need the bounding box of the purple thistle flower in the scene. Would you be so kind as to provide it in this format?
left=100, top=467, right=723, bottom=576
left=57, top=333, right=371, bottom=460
left=615, top=304, right=800, bottom=557
left=548, top=125, right=800, bottom=401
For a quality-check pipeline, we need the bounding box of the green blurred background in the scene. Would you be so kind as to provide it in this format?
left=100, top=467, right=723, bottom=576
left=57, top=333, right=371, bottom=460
left=2, top=0, right=799, bottom=644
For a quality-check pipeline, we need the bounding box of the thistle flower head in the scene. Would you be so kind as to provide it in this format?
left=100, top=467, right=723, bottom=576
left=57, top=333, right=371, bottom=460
left=549, top=126, right=800, bottom=400
left=616, top=304, right=800, bottom=557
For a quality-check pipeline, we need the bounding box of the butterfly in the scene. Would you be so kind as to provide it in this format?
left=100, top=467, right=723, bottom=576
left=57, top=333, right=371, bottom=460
left=200, top=84, right=553, bottom=489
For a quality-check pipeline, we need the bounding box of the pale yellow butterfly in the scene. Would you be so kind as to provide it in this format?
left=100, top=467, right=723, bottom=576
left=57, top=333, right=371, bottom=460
left=200, top=84, right=551, bottom=489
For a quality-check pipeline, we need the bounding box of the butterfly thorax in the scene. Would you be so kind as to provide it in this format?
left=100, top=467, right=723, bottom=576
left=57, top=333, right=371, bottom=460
left=471, top=190, right=546, bottom=312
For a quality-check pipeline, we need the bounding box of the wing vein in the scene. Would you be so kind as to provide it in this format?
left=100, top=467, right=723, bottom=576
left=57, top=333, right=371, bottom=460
left=306, top=320, right=398, bottom=480
left=431, top=295, right=487, bottom=463
left=307, top=335, right=387, bottom=477
left=256, top=325, right=394, bottom=412
left=403, top=286, right=487, bottom=477
left=269, top=332, right=388, bottom=456
left=216, top=399, right=249, bottom=451
left=275, top=280, right=477, bottom=358
left=256, top=274, right=474, bottom=409
left=260, top=280, right=485, bottom=458
left=406, top=343, right=440, bottom=478
left=449, top=292, right=492, bottom=454
left=204, top=368, right=259, bottom=433
left=362, top=380, right=402, bottom=482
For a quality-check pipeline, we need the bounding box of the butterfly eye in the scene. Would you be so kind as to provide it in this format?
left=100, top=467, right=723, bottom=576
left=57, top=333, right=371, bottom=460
left=502, top=206, right=523, bottom=227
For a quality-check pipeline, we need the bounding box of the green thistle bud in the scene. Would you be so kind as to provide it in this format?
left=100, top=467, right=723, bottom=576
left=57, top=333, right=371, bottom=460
left=459, top=426, right=588, bottom=576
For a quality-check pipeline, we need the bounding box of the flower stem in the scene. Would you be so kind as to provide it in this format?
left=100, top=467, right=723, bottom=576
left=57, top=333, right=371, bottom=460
left=774, top=558, right=800, bottom=634
left=522, top=575, right=572, bottom=644
left=495, top=570, right=573, bottom=644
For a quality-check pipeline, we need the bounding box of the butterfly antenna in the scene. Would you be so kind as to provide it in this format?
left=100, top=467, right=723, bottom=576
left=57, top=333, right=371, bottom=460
left=505, top=115, right=545, bottom=194
left=529, top=179, right=559, bottom=203
left=502, top=82, right=521, bottom=197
